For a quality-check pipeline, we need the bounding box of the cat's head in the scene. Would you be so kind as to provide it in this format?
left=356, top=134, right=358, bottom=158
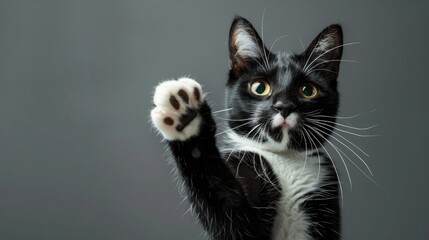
left=225, top=16, right=343, bottom=153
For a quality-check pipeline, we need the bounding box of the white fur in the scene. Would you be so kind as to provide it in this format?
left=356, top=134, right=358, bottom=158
left=226, top=113, right=325, bottom=239
left=315, top=34, right=335, bottom=52
left=271, top=112, right=299, bottom=129
left=226, top=113, right=299, bottom=153
left=230, top=142, right=326, bottom=240
left=227, top=130, right=290, bottom=153
left=151, top=78, right=203, bottom=141
left=234, top=25, right=260, bottom=59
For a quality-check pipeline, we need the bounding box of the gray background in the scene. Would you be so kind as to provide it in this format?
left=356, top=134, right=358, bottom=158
left=1, top=0, right=428, bottom=239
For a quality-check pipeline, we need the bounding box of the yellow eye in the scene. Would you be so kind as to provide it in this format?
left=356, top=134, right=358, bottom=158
left=250, top=80, right=271, bottom=96
left=300, top=84, right=318, bottom=99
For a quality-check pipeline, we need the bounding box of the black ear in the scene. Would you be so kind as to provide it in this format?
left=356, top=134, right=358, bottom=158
left=301, top=24, right=343, bottom=80
left=228, top=16, right=270, bottom=75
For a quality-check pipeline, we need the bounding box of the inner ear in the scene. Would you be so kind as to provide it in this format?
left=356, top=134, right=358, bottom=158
left=302, top=24, right=343, bottom=64
left=228, top=16, right=271, bottom=75
left=301, top=24, right=343, bottom=79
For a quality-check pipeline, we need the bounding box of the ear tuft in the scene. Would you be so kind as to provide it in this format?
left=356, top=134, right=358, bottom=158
left=228, top=16, right=269, bottom=74
left=301, top=24, right=343, bottom=80
left=230, top=18, right=260, bottom=59
left=314, top=25, right=342, bottom=53
left=304, top=24, right=343, bottom=60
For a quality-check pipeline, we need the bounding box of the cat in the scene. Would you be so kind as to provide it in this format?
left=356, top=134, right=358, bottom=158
left=150, top=16, right=344, bottom=240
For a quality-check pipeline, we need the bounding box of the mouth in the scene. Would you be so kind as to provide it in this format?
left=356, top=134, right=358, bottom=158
left=281, top=120, right=290, bottom=129
left=272, top=113, right=298, bottom=130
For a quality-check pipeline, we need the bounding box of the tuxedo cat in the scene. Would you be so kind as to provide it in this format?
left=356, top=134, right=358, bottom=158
left=151, top=16, right=343, bottom=240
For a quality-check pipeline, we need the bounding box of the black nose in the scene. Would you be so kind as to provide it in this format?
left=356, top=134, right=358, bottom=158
left=272, top=102, right=296, bottom=118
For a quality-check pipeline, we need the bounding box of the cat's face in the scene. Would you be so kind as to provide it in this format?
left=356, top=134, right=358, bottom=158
left=225, top=16, right=343, bottom=152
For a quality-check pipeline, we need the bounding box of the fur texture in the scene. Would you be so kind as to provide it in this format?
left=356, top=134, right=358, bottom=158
left=151, top=16, right=344, bottom=240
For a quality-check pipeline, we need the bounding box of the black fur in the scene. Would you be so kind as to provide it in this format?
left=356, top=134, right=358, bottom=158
left=156, top=16, right=345, bottom=239
left=169, top=102, right=281, bottom=239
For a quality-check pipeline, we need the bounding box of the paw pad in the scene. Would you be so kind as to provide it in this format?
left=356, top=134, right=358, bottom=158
left=151, top=78, right=203, bottom=141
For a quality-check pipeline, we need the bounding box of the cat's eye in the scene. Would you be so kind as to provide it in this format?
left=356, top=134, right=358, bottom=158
left=300, top=84, right=318, bottom=99
left=249, top=80, right=271, bottom=96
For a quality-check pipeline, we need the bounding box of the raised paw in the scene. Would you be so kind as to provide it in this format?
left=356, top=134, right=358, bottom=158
left=150, top=78, right=204, bottom=141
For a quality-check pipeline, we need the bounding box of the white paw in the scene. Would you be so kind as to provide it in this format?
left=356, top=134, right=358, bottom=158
left=150, top=78, right=204, bottom=141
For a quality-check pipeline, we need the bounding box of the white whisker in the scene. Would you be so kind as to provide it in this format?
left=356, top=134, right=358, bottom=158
left=249, top=55, right=269, bottom=72
left=215, top=121, right=252, bottom=137
left=310, top=122, right=373, bottom=176
left=304, top=109, right=324, bottom=116
left=302, top=127, right=322, bottom=182
left=312, top=121, right=380, bottom=138
left=309, top=120, right=371, bottom=158
left=305, top=124, right=353, bottom=190
left=303, top=34, right=324, bottom=72
left=212, top=108, right=233, bottom=114
left=298, top=128, right=309, bottom=178
left=310, top=109, right=378, bottom=120
left=311, top=125, right=381, bottom=188
left=306, top=59, right=360, bottom=74
left=307, top=68, right=338, bottom=75
left=304, top=126, right=344, bottom=204
left=269, top=34, right=290, bottom=53
left=260, top=9, right=270, bottom=71
left=309, top=118, right=378, bottom=131
left=299, top=37, right=305, bottom=51
left=214, top=116, right=256, bottom=122
left=304, top=42, right=360, bottom=72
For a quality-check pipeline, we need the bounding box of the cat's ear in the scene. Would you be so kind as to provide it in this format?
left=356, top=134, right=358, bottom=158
left=301, top=24, right=343, bottom=80
left=228, top=16, right=270, bottom=75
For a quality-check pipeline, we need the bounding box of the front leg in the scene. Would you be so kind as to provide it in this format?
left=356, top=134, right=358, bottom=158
left=150, top=78, right=262, bottom=240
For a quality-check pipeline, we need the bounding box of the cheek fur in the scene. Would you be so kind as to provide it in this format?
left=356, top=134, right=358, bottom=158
left=271, top=114, right=284, bottom=128
left=286, top=113, right=299, bottom=128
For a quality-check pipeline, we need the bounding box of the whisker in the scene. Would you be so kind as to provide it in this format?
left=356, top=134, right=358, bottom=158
left=312, top=126, right=381, bottom=188
left=298, top=127, right=309, bottom=178
left=259, top=121, right=270, bottom=144
left=255, top=121, right=267, bottom=145
left=214, top=116, right=256, bottom=122
left=307, top=68, right=338, bottom=75
left=309, top=120, right=371, bottom=158
left=235, top=123, right=262, bottom=177
left=299, top=37, right=305, bottom=51
left=260, top=9, right=270, bottom=71
left=311, top=121, right=380, bottom=138
left=304, top=126, right=344, bottom=204
left=255, top=122, right=279, bottom=189
left=305, top=124, right=353, bottom=190
left=259, top=152, right=280, bottom=191
left=245, top=123, right=263, bottom=140
left=310, top=123, right=373, bottom=176
left=302, top=127, right=322, bottom=182
left=304, top=42, right=360, bottom=72
left=303, top=109, right=324, bottom=116
left=331, top=141, right=380, bottom=187
left=215, top=121, right=252, bottom=136
left=225, top=144, right=238, bottom=163
left=309, top=118, right=378, bottom=131
left=248, top=55, right=269, bottom=72
left=269, top=34, right=290, bottom=53
left=235, top=152, right=246, bottom=177
left=303, top=34, right=325, bottom=72
left=212, top=108, right=233, bottom=114
left=310, top=109, right=378, bottom=120
left=306, top=59, right=360, bottom=74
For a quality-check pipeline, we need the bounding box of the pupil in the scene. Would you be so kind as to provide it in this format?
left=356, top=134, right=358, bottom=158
left=303, top=86, right=313, bottom=96
left=256, top=83, right=265, bottom=94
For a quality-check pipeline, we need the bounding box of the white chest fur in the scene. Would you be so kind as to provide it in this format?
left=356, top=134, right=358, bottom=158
left=235, top=145, right=326, bottom=240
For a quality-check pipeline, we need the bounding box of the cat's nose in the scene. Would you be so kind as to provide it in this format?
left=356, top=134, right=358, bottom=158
left=272, top=102, right=296, bottom=118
